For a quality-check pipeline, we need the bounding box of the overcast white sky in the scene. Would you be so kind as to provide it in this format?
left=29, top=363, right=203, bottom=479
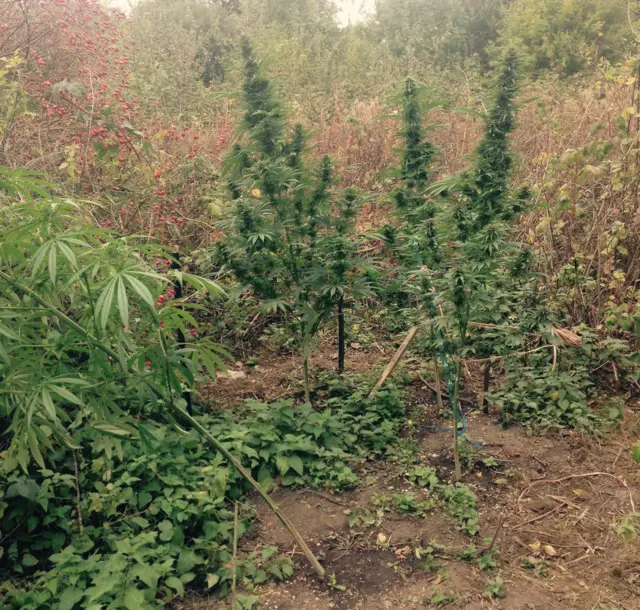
left=105, top=0, right=375, bottom=26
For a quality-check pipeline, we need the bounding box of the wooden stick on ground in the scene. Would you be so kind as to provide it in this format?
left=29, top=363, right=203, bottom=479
left=368, top=326, right=419, bottom=398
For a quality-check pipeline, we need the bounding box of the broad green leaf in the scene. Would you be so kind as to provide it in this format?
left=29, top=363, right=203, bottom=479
left=177, top=549, right=199, bottom=575
left=59, top=587, right=85, bottom=610
left=165, top=576, right=184, bottom=597
left=206, top=573, right=219, bottom=589
left=123, top=586, right=145, bottom=610
left=287, top=454, right=304, bottom=475
left=131, top=563, right=160, bottom=589
left=275, top=455, right=289, bottom=476
left=158, top=520, right=174, bottom=541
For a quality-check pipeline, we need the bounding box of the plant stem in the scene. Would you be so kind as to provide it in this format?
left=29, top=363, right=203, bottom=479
left=451, top=360, right=462, bottom=482
left=170, top=402, right=326, bottom=579
left=482, top=362, right=491, bottom=415
left=232, top=501, right=239, bottom=609
left=337, top=296, right=345, bottom=373
left=303, top=355, right=311, bottom=403
left=433, top=356, right=444, bottom=411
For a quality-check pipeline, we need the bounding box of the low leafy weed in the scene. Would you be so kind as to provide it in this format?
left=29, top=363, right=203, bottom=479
left=327, top=573, right=347, bottom=591
left=393, top=493, right=433, bottom=517
left=521, top=556, right=549, bottom=578
left=347, top=506, right=383, bottom=529
left=612, top=514, right=638, bottom=542
left=457, top=544, right=477, bottom=562
left=406, top=466, right=439, bottom=490
left=478, top=548, right=498, bottom=571
left=485, top=577, right=506, bottom=599
left=439, top=484, right=479, bottom=535
left=427, top=591, right=456, bottom=606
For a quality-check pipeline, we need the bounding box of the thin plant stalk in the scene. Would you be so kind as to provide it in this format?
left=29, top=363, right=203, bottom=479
left=232, top=501, right=239, bottom=608
left=433, top=356, right=444, bottom=411
left=337, top=296, right=345, bottom=372
left=451, top=360, right=462, bottom=482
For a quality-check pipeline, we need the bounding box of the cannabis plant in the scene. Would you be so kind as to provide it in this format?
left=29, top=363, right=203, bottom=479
left=0, top=166, right=326, bottom=577
left=218, top=42, right=374, bottom=395
left=390, top=54, right=539, bottom=479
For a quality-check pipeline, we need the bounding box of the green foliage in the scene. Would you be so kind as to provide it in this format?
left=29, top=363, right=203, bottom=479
left=0, top=168, right=227, bottom=471
left=1, top=379, right=404, bottom=605
left=392, top=493, right=433, bottom=517
left=496, top=0, right=634, bottom=76
left=488, top=353, right=600, bottom=431
left=478, top=548, right=498, bottom=571
left=439, top=484, right=479, bottom=536
left=612, top=514, right=638, bottom=543
left=485, top=576, right=505, bottom=599
left=405, top=466, right=439, bottom=490
left=218, top=44, right=376, bottom=390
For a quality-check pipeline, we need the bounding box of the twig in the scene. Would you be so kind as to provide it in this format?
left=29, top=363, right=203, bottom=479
left=368, top=326, right=418, bottom=398
left=73, top=451, right=84, bottom=534
left=513, top=503, right=565, bottom=529
left=518, top=472, right=636, bottom=514
left=480, top=515, right=504, bottom=553
left=304, top=489, right=349, bottom=507
left=564, top=552, right=593, bottom=567
left=232, top=501, right=239, bottom=609
left=612, top=446, right=623, bottom=468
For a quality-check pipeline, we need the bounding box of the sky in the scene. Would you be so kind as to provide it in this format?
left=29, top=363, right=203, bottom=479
left=106, top=0, right=375, bottom=27
left=335, top=0, right=375, bottom=26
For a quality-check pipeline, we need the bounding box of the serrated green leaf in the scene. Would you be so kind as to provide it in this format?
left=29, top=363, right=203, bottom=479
left=59, top=587, right=84, bottom=610
left=287, top=454, right=304, bottom=475
left=116, top=277, right=129, bottom=328
left=275, top=455, right=289, bottom=476
left=123, top=586, right=145, bottom=610
left=124, top=273, right=154, bottom=308
left=48, top=243, right=57, bottom=284
left=57, top=240, right=77, bottom=268
left=48, top=385, right=83, bottom=406
left=177, top=549, right=199, bottom=575
left=96, top=277, right=117, bottom=330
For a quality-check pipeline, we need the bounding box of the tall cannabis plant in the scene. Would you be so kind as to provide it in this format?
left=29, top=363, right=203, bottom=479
left=218, top=42, right=373, bottom=397
left=391, top=55, right=533, bottom=480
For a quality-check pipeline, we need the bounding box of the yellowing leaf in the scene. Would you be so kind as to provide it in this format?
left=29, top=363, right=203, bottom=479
left=543, top=544, right=557, bottom=557
left=529, top=540, right=541, bottom=552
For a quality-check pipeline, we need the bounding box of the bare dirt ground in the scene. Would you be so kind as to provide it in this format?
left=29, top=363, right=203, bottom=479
left=191, top=342, right=640, bottom=610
